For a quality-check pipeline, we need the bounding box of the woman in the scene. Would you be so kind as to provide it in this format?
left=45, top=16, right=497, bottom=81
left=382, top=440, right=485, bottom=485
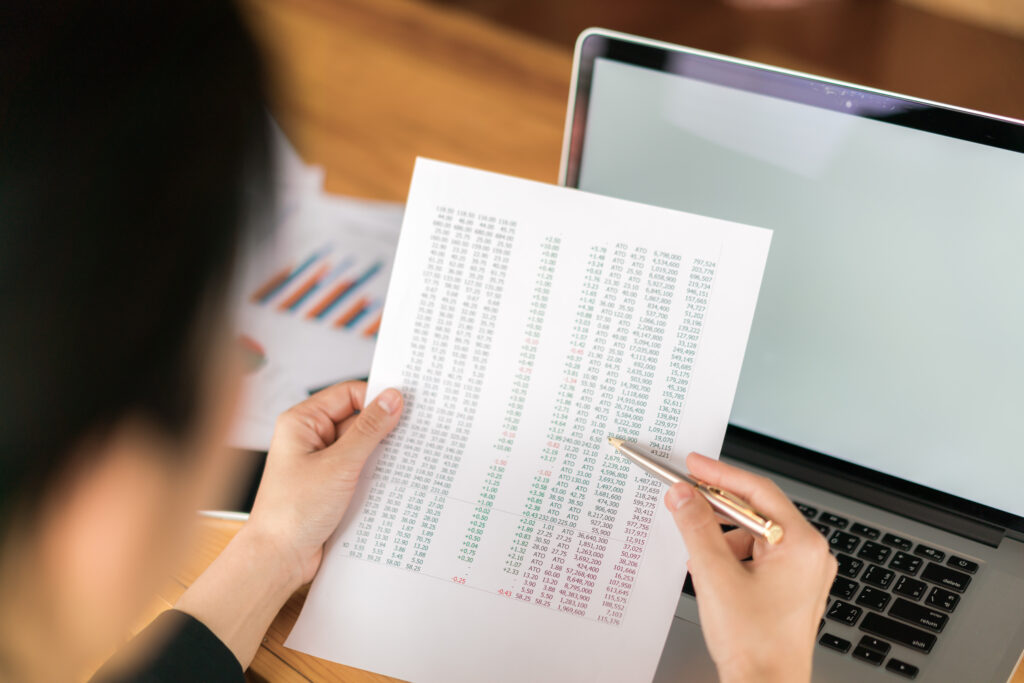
left=0, top=1, right=835, bottom=681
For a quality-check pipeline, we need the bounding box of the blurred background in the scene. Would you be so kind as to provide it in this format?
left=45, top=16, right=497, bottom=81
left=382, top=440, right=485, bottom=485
left=230, top=0, right=1024, bottom=513
left=433, top=0, right=1024, bottom=120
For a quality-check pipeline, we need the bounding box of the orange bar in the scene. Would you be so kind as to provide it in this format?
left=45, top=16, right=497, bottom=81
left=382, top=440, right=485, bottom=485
left=333, top=297, right=369, bottom=328
left=363, top=313, right=383, bottom=337
left=306, top=278, right=354, bottom=319
left=278, top=264, right=328, bottom=311
left=250, top=266, right=292, bottom=303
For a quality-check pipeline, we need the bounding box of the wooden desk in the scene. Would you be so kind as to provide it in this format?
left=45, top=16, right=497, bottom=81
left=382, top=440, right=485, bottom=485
left=160, top=0, right=1024, bottom=680
left=244, top=0, right=570, bottom=201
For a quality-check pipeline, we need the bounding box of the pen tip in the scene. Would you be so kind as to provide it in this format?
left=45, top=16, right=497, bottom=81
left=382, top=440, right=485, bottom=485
left=607, top=436, right=623, bottom=447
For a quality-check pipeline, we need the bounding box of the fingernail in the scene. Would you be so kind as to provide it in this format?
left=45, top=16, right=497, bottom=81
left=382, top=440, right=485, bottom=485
left=666, top=483, right=693, bottom=510
left=376, top=388, right=401, bottom=415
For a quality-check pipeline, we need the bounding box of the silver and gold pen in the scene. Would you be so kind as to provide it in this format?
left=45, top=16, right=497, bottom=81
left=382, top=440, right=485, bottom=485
left=608, top=436, right=784, bottom=545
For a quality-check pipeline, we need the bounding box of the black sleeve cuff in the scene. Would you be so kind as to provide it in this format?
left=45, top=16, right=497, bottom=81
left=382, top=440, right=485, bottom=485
left=91, top=609, right=244, bottom=683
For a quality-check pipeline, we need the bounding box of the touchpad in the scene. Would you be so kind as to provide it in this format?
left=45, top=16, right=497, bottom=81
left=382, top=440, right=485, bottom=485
left=654, top=616, right=717, bottom=683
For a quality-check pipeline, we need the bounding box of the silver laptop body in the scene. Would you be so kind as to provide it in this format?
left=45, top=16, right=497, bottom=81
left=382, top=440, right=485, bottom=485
left=560, top=28, right=1024, bottom=682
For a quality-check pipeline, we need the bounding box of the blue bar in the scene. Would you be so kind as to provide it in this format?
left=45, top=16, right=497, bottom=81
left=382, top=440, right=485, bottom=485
left=258, top=247, right=330, bottom=304
left=344, top=300, right=381, bottom=330
left=315, top=261, right=383, bottom=320
left=286, top=256, right=354, bottom=312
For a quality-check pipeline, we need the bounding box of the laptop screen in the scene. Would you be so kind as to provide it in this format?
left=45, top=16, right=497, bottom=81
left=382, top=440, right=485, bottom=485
left=570, top=46, right=1024, bottom=519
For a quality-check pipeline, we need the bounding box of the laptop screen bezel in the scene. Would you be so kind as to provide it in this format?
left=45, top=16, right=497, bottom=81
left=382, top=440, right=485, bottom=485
left=561, top=29, right=1024, bottom=537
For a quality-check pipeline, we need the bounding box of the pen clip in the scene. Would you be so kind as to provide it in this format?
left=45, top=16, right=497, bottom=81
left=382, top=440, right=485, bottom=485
left=703, top=485, right=764, bottom=520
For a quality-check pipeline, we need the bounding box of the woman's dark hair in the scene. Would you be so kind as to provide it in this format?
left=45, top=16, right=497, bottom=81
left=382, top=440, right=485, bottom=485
left=0, top=0, right=272, bottom=536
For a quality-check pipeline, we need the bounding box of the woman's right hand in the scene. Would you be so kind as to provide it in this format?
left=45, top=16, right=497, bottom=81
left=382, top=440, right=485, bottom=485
left=665, top=453, right=837, bottom=683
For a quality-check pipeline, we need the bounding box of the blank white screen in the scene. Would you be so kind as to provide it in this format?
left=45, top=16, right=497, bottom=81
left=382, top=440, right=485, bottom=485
left=578, top=57, right=1024, bottom=517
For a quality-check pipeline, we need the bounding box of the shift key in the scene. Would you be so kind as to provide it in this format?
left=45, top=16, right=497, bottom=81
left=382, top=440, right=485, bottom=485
left=860, top=612, right=937, bottom=653
left=921, top=562, right=971, bottom=592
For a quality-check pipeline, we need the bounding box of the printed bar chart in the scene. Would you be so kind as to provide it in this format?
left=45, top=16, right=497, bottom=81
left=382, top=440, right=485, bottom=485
left=250, top=247, right=330, bottom=304
left=307, top=261, right=383, bottom=321
left=249, top=246, right=386, bottom=338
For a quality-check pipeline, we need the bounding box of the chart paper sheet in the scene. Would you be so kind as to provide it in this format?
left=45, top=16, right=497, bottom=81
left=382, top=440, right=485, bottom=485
left=286, top=159, right=772, bottom=682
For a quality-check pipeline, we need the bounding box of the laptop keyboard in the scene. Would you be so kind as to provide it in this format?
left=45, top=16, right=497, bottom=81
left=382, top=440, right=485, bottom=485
left=805, top=501, right=978, bottom=679
left=681, top=500, right=981, bottom=680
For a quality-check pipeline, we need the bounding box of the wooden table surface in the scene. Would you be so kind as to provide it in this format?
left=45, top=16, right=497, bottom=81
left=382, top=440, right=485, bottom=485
left=153, top=0, right=1024, bottom=680
left=247, top=0, right=570, bottom=201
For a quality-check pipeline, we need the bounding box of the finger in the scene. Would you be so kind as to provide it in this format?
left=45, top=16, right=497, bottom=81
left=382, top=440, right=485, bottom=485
left=337, top=413, right=359, bottom=436
left=299, top=381, right=369, bottom=423
left=665, top=483, right=740, bottom=583
left=273, top=382, right=370, bottom=452
left=723, top=527, right=755, bottom=561
left=685, top=452, right=807, bottom=530
left=822, top=552, right=839, bottom=600
left=327, top=388, right=404, bottom=476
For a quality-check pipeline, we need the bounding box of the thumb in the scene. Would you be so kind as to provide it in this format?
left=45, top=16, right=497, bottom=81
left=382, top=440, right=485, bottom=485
left=329, top=388, right=404, bottom=472
left=666, top=483, right=739, bottom=581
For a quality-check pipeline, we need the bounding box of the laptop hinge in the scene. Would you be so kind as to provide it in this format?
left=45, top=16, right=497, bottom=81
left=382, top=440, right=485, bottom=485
left=723, top=437, right=1006, bottom=548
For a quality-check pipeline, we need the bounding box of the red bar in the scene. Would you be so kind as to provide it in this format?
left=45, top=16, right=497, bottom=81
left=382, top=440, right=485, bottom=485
left=334, top=297, right=369, bottom=328
left=363, top=313, right=383, bottom=337
left=278, top=264, right=328, bottom=311
left=307, top=278, right=354, bottom=319
left=250, top=266, right=292, bottom=303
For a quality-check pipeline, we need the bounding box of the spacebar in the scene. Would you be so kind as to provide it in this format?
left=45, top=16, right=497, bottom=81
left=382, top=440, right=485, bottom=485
left=860, top=613, right=936, bottom=653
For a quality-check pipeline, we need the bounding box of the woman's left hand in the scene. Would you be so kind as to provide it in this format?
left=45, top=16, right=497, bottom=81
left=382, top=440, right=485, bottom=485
left=176, top=381, right=403, bottom=668
left=247, top=380, right=404, bottom=585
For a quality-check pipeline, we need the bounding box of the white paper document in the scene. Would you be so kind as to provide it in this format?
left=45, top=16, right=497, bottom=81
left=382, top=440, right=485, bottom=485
left=286, top=159, right=772, bottom=682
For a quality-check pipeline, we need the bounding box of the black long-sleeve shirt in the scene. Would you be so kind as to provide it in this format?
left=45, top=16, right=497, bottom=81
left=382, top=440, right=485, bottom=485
left=91, top=610, right=243, bottom=683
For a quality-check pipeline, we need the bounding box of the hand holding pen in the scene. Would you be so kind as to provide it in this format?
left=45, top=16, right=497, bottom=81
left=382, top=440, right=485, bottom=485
left=608, top=437, right=784, bottom=544
left=612, top=443, right=838, bottom=683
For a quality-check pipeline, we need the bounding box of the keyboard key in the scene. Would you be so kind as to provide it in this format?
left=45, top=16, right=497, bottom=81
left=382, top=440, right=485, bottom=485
left=827, top=599, right=862, bottom=626
left=795, top=502, right=817, bottom=519
left=818, top=618, right=824, bottom=633
left=829, top=530, right=860, bottom=554
left=914, top=544, right=945, bottom=563
left=852, top=645, right=885, bottom=665
left=812, top=522, right=830, bottom=536
left=830, top=577, right=859, bottom=600
left=836, top=553, right=864, bottom=579
left=855, top=585, right=891, bottom=611
left=850, top=522, right=880, bottom=539
left=819, top=512, right=848, bottom=529
left=889, top=597, right=948, bottom=632
left=889, top=551, right=923, bottom=575
left=893, top=575, right=927, bottom=600
left=886, top=658, right=919, bottom=679
left=882, top=533, right=913, bottom=551
left=926, top=586, right=960, bottom=612
left=858, top=541, right=891, bottom=564
left=947, top=555, right=979, bottom=573
left=818, top=632, right=851, bottom=653
left=862, top=564, right=895, bottom=589
left=860, top=612, right=937, bottom=653
left=858, top=635, right=891, bottom=655
left=921, top=562, right=971, bottom=592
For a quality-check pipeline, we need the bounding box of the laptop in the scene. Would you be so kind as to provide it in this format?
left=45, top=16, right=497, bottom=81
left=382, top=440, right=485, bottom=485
left=560, top=28, right=1024, bottom=682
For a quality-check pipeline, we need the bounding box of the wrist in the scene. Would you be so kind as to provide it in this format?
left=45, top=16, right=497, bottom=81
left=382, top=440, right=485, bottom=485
left=717, top=654, right=811, bottom=683
left=173, top=522, right=306, bottom=669
left=232, top=523, right=305, bottom=596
